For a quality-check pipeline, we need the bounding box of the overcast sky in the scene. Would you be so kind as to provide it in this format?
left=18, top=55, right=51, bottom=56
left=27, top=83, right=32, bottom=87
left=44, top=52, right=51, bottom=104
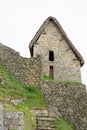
left=0, top=0, right=87, bottom=85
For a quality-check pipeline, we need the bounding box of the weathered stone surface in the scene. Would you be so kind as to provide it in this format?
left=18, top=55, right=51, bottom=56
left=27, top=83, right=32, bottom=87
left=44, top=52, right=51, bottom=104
left=0, top=35, right=86, bottom=130
left=40, top=81, right=87, bottom=130
left=0, top=103, right=4, bottom=130
left=3, top=112, right=24, bottom=130
left=30, top=109, right=48, bottom=117
left=0, top=43, right=42, bottom=86
left=48, top=105, right=62, bottom=118
left=33, top=22, right=81, bottom=82
left=36, top=116, right=56, bottom=130
left=10, top=98, right=22, bottom=105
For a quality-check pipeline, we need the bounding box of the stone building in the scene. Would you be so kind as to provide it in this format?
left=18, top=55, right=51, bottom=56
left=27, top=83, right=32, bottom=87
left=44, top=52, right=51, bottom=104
left=29, top=16, right=84, bottom=82
left=0, top=16, right=87, bottom=130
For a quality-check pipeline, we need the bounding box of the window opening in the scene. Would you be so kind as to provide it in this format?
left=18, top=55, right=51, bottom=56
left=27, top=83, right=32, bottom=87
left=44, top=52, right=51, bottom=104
left=49, top=51, right=54, bottom=61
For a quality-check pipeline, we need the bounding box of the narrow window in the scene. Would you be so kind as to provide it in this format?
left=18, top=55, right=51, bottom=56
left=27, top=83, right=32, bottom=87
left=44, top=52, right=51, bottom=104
left=49, top=66, right=54, bottom=79
left=49, top=51, right=54, bottom=61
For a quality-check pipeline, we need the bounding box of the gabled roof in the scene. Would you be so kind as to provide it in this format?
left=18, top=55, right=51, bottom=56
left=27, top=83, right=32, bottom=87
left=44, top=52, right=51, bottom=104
left=29, top=16, right=84, bottom=66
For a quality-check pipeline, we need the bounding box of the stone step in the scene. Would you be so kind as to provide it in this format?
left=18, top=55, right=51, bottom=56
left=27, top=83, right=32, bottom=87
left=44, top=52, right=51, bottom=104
left=37, top=126, right=55, bottom=130
left=36, top=116, right=56, bottom=130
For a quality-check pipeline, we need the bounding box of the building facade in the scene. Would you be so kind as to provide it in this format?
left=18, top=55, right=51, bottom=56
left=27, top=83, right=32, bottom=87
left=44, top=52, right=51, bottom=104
left=29, top=16, right=84, bottom=82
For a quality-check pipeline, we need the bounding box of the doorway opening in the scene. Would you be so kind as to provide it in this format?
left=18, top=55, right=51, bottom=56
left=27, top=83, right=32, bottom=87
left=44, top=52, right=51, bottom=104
left=49, top=66, right=54, bottom=79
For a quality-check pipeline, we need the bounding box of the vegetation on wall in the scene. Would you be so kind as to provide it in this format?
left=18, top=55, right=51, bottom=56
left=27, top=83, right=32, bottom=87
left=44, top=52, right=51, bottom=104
left=0, top=65, right=76, bottom=129
left=0, top=65, right=47, bottom=129
left=54, top=117, right=74, bottom=130
left=0, top=65, right=47, bottom=110
left=42, top=75, right=81, bottom=85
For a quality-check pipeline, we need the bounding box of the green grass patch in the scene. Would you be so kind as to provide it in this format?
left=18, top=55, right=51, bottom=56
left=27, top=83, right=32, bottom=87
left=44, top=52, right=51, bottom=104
left=42, top=75, right=53, bottom=81
left=0, top=64, right=47, bottom=129
left=42, top=75, right=81, bottom=85
left=54, top=117, right=74, bottom=130
left=24, top=108, right=36, bottom=130
left=0, top=65, right=47, bottom=110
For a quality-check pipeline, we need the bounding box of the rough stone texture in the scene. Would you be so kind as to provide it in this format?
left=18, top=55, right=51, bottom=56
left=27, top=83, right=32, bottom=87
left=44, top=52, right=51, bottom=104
left=36, top=116, right=56, bottom=130
left=33, top=22, right=81, bottom=82
left=35, top=109, right=59, bottom=130
left=40, top=81, right=87, bottom=130
left=3, top=112, right=24, bottom=130
left=30, top=110, right=48, bottom=117
left=10, top=99, right=22, bottom=106
left=0, top=43, right=42, bottom=86
left=0, top=104, right=24, bottom=130
left=0, top=36, right=86, bottom=129
left=0, top=103, right=4, bottom=130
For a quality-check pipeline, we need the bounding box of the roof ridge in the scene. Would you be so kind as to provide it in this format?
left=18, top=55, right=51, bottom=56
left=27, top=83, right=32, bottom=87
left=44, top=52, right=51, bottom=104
left=29, top=16, right=84, bottom=66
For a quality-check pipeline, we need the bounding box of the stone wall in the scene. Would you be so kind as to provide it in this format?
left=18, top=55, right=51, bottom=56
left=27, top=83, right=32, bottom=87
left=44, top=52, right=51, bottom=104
left=0, top=103, right=24, bottom=130
left=0, top=43, right=42, bottom=86
left=0, top=42, right=86, bottom=129
left=3, top=112, right=24, bottom=130
left=0, top=104, right=4, bottom=130
left=33, top=21, right=81, bottom=82
left=40, top=81, right=87, bottom=130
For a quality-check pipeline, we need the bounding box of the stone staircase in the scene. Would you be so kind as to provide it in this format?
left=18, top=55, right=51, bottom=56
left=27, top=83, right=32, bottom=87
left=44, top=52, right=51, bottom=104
left=36, top=116, right=56, bottom=130
left=30, top=109, right=58, bottom=130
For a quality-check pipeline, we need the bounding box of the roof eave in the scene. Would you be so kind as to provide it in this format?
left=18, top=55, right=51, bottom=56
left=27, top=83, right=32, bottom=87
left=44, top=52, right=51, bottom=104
left=29, top=16, right=85, bottom=66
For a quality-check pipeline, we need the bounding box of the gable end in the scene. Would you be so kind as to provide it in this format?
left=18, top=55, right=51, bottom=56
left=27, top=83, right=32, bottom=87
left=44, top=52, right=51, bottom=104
left=29, top=16, right=84, bottom=66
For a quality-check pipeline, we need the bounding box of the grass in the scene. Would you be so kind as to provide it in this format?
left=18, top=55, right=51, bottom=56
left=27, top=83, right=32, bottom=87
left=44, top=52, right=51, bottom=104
left=42, top=75, right=81, bottom=85
left=42, top=75, right=54, bottom=81
left=0, top=65, right=75, bottom=129
left=0, top=65, right=48, bottom=129
left=0, top=65, right=47, bottom=111
left=24, top=108, right=36, bottom=130
left=54, top=117, right=74, bottom=130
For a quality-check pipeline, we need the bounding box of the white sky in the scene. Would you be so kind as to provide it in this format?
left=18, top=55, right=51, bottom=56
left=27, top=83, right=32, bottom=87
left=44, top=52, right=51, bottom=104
left=0, top=0, right=87, bottom=85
